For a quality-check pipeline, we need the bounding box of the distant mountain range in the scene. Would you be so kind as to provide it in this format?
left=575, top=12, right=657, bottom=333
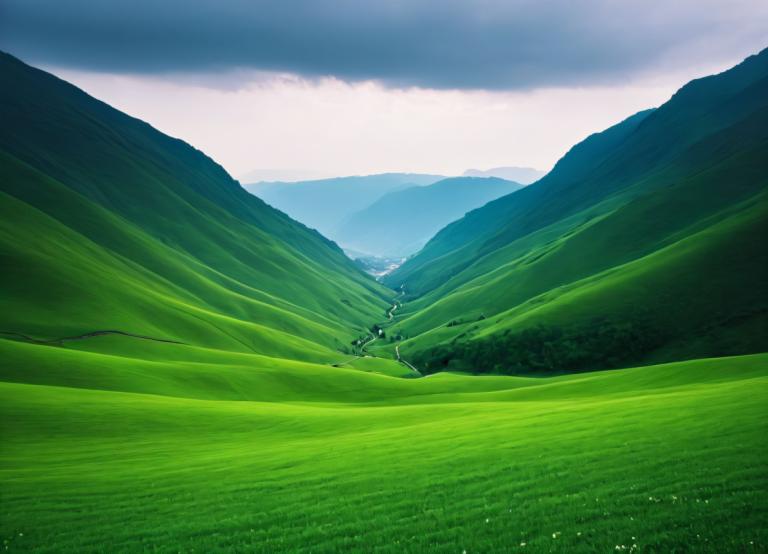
left=463, top=166, right=545, bottom=184
left=335, top=176, right=522, bottom=257
left=247, top=173, right=527, bottom=257
left=244, top=173, right=444, bottom=237
left=2, top=46, right=767, bottom=554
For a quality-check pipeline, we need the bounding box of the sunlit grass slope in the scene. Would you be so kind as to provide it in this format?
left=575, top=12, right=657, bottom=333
left=1, top=49, right=766, bottom=554
left=1, top=349, right=766, bottom=552
left=386, top=49, right=768, bottom=372
left=0, top=52, right=394, bottom=365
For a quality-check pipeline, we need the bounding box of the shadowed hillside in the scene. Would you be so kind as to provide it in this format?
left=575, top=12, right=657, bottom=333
left=384, top=49, right=768, bottom=375
left=1, top=49, right=767, bottom=554
left=0, top=51, right=397, bottom=367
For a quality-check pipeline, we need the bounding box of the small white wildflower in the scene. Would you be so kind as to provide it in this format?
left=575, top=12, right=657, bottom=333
left=519, top=542, right=526, bottom=547
left=485, top=518, right=490, bottom=523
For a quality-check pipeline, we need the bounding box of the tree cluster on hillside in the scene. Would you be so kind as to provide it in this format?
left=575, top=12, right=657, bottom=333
left=413, top=318, right=668, bottom=375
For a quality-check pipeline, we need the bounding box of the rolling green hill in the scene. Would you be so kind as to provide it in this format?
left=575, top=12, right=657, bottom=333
left=383, top=49, right=768, bottom=375
left=335, top=176, right=522, bottom=257
left=1, top=50, right=767, bottom=553
left=2, top=343, right=767, bottom=552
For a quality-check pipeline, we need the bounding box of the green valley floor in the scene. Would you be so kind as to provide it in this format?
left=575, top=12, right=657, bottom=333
left=1, top=341, right=766, bottom=553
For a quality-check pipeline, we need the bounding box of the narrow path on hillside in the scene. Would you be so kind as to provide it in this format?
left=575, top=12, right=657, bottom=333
left=0, top=330, right=184, bottom=345
left=333, top=292, right=421, bottom=376
left=385, top=291, right=422, bottom=376
left=386, top=301, right=398, bottom=320
left=395, top=344, right=421, bottom=376
left=361, top=334, right=377, bottom=349
left=331, top=332, right=377, bottom=367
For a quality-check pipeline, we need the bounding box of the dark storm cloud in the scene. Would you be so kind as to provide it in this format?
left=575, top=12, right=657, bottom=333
left=1, top=0, right=765, bottom=89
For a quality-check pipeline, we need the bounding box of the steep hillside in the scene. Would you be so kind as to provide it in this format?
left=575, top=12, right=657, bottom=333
left=0, top=51, right=400, bottom=371
left=1, top=50, right=767, bottom=554
left=335, top=176, right=522, bottom=257
left=383, top=49, right=768, bottom=374
left=245, top=173, right=444, bottom=237
left=383, top=108, right=655, bottom=294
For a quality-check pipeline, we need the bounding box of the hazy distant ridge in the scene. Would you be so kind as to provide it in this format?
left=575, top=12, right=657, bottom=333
left=463, top=166, right=545, bottom=184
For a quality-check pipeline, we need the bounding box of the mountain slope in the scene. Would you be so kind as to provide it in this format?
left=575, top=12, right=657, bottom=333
left=0, top=51, right=397, bottom=369
left=383, top=49, right=768, bottom=374
left=245, top=173, right=444, bottom=237
left=1, top=50, right=767, bottom=554
left=383, top=108, right=655, bottom=294
left=334, top=176, right=522, bottom=257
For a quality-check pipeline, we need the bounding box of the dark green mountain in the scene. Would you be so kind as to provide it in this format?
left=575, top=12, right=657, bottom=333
left=1, top=49, right=767, bottom=554
left=384, top=48, right=768, bottom=374
left=0, top=51, right=394, bottom=365
left=335, top=176, right=522, bottom=257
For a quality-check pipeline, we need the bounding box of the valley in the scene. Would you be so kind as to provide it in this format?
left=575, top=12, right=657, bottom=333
left=0, top=46, right=766, bottom=553
left=248, top=176, right=522, bottom=259
left=350, top=253, right=407, bottom=280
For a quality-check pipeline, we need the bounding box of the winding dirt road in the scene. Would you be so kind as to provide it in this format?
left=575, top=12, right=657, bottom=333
left=395, top=344, right=421, bottom=375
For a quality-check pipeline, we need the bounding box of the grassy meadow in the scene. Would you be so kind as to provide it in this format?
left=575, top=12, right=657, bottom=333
left=1, top=344, right=767, bottom=552
left=1, top=50, right=767, bottom=553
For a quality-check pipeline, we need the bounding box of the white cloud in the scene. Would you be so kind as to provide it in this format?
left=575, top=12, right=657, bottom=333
left=47, top=53, right=753, bottom=180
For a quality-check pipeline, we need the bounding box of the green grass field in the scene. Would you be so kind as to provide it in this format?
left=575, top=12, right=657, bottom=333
left=1, top=347, right=766, bottom=552
left=1, top=50, right=767, bottom=553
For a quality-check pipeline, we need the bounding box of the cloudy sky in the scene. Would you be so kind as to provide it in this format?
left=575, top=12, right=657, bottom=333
left=1, top=0, right=766, bottom=180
